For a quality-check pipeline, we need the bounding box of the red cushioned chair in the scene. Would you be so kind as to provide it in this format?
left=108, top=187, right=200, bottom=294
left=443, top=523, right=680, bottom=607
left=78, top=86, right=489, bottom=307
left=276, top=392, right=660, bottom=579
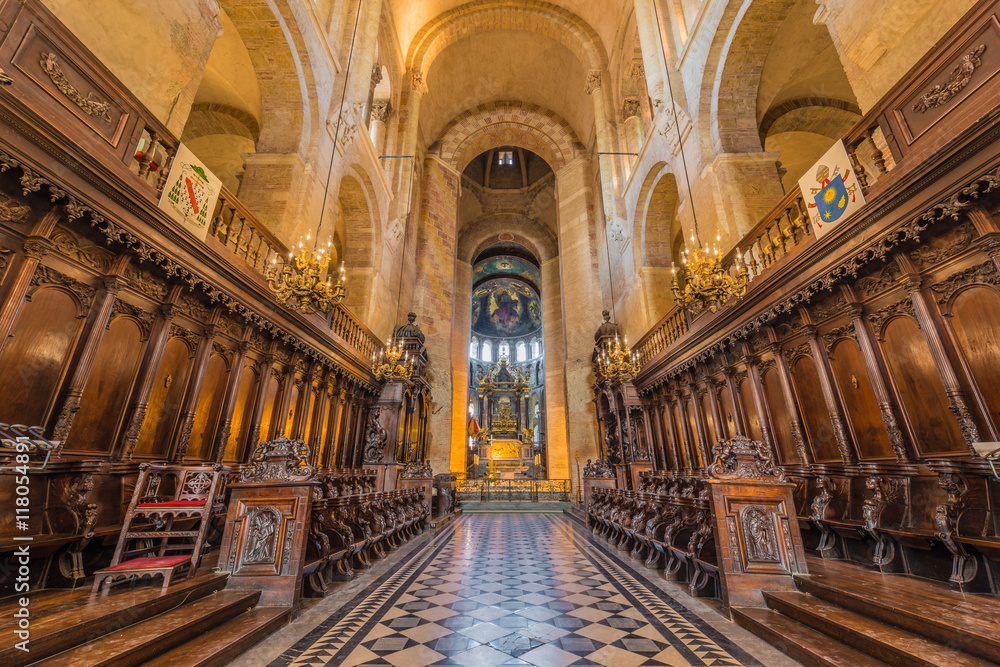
left=92, top=462, right=228, bottom=593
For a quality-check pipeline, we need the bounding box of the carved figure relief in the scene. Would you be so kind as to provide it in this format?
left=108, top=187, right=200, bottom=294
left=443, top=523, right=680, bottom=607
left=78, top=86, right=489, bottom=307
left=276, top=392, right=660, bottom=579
left=243, top=506, right=280, bottom=564
left=742, top=506, right=780, bottom=562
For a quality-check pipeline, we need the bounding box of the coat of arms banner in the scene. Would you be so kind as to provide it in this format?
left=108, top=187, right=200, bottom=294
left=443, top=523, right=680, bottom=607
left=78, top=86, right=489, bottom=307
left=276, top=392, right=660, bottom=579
left=157, top=143, right=223, bottom=242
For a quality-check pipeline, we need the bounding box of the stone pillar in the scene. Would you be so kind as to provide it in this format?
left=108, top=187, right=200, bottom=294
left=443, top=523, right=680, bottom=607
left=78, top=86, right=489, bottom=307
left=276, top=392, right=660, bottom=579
left=449, top=260, right=472, bottom=475
left=236, top=153, right=308, bottom=241
left=710, top=153, right=785, bottom=244
left=370, top=100, right=390, bottom=156
left=411, top=155, right=460, bottom=476
left=554, top=158, right=603, bottom=475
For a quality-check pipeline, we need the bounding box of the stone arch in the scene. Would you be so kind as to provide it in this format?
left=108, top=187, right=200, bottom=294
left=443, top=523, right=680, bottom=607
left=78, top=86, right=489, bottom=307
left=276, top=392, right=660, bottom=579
left=337, top=173, right=377, bottom=317
left=632, top=163, right=680, bottom=269
left=406, top=0, right=607, bottom=79
left=758, top=97, right=861, bottom=143
left=218, top=0, right=318, bottom=157
left=709, top=0, right=799, bottom=154
left=458, top=215, right=558, bottom=264
left=437, top=102, right=580, bottom=173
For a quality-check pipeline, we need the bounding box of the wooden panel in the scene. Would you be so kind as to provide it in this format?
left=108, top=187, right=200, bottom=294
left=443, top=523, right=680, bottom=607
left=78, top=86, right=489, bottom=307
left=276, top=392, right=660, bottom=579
left=187, top=354, right=229, bottom=462
left=950, top=286, right=1000, bottom=429
left=829, top=339, right=893, bottom=459
left=882, top=317, right=965, bottom=455
left=761, top=369, right=799, bottom=465
left=69, top=317, right=145, bottom=452
left=0, top=288, right=81, bottom=426
left=790, top=356, right=839, bottom=462
left=738, top=380, right=763, bottom=442
left=136, top=338, right=191, bottom=457
left=284, top=385, right=299, bottom=437
left=700, top=393, right=716, bottom=447
left=718, top=385, right=735, bottom=439
left=257, top=376, right=280, bottom=443
left=314, top=392, right=333, bottom=465
left=224, top=366, right=259, bottom=463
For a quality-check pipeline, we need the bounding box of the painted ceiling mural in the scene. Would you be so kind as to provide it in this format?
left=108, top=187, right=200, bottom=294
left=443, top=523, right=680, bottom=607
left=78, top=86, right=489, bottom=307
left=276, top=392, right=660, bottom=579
left=471, top=277, right=541, bottom=339
left=473, top=255, right=541, bottom=291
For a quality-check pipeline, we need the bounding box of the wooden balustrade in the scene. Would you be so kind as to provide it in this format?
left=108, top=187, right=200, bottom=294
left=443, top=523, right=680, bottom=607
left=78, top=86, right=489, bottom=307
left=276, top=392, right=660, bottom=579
left=209, top=188, right=287, bottom=276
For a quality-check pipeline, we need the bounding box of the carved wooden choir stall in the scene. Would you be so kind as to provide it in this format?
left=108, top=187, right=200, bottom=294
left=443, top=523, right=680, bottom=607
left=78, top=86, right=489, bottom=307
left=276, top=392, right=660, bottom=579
left=583, top=2, right=1000, bottom=664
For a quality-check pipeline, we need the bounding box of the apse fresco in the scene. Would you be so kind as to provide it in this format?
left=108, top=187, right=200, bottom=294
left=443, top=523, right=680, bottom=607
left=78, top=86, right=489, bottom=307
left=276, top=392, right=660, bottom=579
left=472, top=255, right=541, bottom=291
left=471, top=278, right=541, bottom=338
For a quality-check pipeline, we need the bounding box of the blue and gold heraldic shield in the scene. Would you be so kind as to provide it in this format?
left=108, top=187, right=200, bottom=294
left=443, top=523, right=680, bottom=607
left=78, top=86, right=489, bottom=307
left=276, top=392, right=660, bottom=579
left=814, top=175, right=849, bottom=226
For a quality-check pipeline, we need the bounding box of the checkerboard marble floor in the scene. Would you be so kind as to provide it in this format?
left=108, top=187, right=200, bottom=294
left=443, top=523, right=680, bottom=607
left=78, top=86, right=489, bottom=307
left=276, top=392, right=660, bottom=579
left=266, top=514, right=765, bottom=667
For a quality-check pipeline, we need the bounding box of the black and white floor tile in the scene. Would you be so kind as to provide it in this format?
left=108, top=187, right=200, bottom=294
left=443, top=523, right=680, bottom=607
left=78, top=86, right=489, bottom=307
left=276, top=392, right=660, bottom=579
left=265, top=515, right=765, bottom=667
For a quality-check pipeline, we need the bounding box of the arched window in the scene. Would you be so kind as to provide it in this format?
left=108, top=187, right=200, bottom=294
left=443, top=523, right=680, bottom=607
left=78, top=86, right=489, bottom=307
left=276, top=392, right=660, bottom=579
left=530, top=339, right=541, bottom=358
left=469, top=337, right=478, bottom=359
left=498, top=341, right=509, bottom=360
left=516, top=342, right=527, bottom=362
left=481, top=341, right=492, bottom=362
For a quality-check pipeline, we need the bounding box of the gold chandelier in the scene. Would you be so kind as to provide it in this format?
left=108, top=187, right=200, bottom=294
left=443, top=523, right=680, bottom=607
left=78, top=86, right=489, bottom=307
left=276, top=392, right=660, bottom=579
left=266, top=236, right=346, bottom=315
left=371, top=336, right=412, bottom=381
left=671, top=234, right=749, bottom=315
left=598, top=334, right=641, bottom=381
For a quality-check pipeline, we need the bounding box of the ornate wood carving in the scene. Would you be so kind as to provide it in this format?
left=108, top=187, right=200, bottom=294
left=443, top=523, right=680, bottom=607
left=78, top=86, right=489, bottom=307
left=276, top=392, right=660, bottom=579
left=123, top=266, right=167, bottom=301
left=237, top=437, right=315, bottom=483
left=930, top=260, right=1000, bottom=307
left=856, top=262, right=902, bottom=296
left=823, top=322, right=858, bottom=353
left=912, top=44, right=986, bottom=113
left=39, top=52, right=112, bottom=121
left=869, top=296, right=918, bottom=339
left=909, top=220, right=976, bottom=266
left=109, top=299, right=154, bottom=339
left=0, top=191, right=31, bottom=224
left=27, top=264, right=95, bottom=310
left=49, top=227, right=113, bottom=271
left=708, top=436, right=785, bottom=481
left=362, top=407, right=387, bottom=464
left=741, top=505, right=781, bottom=562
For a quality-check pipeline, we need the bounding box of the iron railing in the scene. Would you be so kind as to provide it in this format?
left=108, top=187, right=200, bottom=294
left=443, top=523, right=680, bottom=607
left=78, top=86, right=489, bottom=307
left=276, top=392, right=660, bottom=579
left=456, top=479, right=571, bottom=502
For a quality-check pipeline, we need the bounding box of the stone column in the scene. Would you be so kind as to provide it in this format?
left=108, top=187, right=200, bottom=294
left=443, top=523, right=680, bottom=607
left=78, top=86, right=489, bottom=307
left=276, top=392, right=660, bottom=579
left=236, top=153, right=308, bottom=241
left=554, top=157, right=603, bottom=472
left=710, top=153, right=785, bottom=245
left=411, top=155, right=459, bottom=475
left=370, top=100, right=390, bottom=156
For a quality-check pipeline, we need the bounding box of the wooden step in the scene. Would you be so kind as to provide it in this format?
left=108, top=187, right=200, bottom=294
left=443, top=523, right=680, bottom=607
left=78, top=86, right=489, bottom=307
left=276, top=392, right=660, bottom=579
left=29, top=589, right=260, bottom=667
left=141, top=606, right=292, bottom=667
left=763, top=591, right=994, bottom=667
left=794, top=565, right=1000, bottom=663
left=732, top=607, right=887, bottom=667
left=0, top=573, right=228, bottom=667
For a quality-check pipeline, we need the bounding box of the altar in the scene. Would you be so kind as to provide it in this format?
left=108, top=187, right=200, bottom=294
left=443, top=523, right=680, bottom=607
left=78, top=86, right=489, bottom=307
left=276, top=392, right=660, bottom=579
left=470, top=353, right=538, bottom=478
